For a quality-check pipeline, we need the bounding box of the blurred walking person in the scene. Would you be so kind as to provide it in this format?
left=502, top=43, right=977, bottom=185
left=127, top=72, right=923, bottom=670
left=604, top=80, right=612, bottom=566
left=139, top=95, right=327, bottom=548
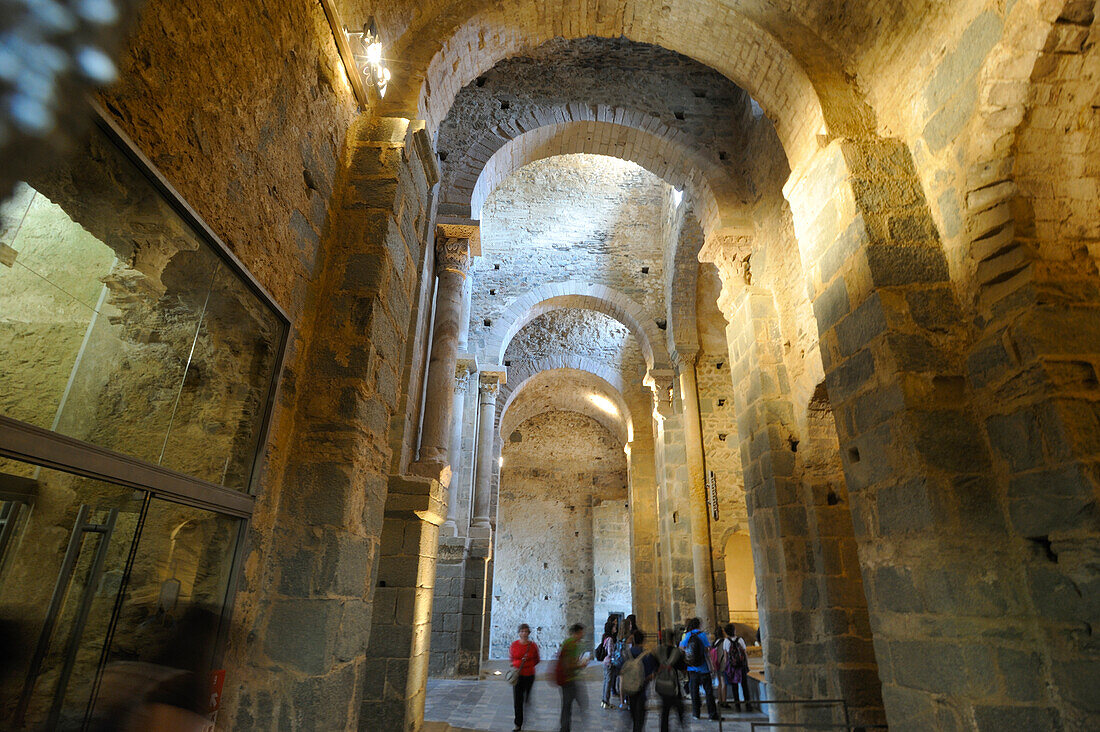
left=509, top=623, right=540, bottom=731
left=654, top=628, right=688, bottom=731
left=620, top=630, right=658, bottom=732
left=556, top=623, right=588, bottom=732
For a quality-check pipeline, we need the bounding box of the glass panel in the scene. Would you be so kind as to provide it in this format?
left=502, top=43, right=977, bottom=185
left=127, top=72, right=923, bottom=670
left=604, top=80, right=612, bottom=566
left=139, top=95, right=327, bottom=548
left=0, top=184, right=114, bottom=431
left=160, top=261, right=282, bottom=490
left=0, top=121, right=285, bottom=492
left=91, top=499, right=239, bottom=725
left=0, top=462, right=142, bottom=730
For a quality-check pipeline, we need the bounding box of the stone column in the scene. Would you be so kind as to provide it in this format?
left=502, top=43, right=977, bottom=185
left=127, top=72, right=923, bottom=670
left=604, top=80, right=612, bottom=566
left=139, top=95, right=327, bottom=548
left=413, top=220, right=479, bottom=484
left=442, top=356, right=476, bottom=536
left=469, top=369, right=505, bottom=537
left=675, top=348, right=717, bottom=632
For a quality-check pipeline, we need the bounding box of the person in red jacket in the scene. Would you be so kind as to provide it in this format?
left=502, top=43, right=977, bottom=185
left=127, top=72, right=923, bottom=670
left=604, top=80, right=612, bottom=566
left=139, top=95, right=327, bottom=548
left=510, top=623, right=541, bottom=731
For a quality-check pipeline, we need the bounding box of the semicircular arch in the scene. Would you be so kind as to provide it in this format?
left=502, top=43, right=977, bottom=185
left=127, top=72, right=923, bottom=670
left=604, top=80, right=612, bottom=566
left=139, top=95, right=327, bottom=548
left=468, top=119, right=738, bottom=235
left=379, top=0, right=876, bottom=170
left=499, top=366, right=633, bottom=446
left=486, top=281, right=669, bottom=371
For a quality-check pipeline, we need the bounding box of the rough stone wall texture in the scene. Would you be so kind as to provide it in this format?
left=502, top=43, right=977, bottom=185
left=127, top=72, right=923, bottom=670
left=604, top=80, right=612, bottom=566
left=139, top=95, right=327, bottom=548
left=435, top=36, right=751, bottom=218
left=0, top=5, right=447, bottom=728
left=625, top=389, right=662, bottom=635
left=504, top=308, right=645, bottom=382
left=490, top=411, right=627, bottom=658
left=784, top=136, right=1065, bottom=731
left=592, top=499, right=634, bottom=634
left=470, top=154, right=669, bottom=353
left=958, top=8, right=1100, bottom=727
left=695, top=353, right=749, bottom=625
left=653, top=411, right=698, bottom=626
left=230, top=116, right=434, bottom=730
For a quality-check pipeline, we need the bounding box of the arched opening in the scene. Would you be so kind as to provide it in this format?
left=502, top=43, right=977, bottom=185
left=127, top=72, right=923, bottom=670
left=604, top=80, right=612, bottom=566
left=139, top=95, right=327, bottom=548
left=489, top=410, right=630, bottom=657
left=722, top=533, right=758, bottom=629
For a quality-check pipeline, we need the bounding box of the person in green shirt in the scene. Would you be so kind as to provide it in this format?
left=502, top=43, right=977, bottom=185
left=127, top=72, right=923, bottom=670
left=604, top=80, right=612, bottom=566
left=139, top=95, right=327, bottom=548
left=558, top=623, right=587, bottom=731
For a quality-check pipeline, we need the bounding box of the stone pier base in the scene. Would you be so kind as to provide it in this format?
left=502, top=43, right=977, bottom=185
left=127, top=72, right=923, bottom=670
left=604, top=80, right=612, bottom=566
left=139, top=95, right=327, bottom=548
left=361, top=475, right=445, bottom=731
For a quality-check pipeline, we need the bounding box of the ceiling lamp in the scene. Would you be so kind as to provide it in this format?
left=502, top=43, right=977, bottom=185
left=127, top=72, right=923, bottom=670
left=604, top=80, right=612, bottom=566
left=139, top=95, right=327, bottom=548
left=346, top=17, right=391, bottom=98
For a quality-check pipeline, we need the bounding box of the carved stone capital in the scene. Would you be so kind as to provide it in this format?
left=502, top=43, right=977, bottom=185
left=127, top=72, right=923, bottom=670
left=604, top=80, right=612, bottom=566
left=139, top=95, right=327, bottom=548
left=672, top=347, right=699, bottom=371
left=455, top=355, right=478, bottom=390
left=479, top=368, right=506, bottom=402
left=454, top=369, right=472, bottom=392
left=644, top=368, right=676, bottom=417
left=435, top=236, right=472, bottom=277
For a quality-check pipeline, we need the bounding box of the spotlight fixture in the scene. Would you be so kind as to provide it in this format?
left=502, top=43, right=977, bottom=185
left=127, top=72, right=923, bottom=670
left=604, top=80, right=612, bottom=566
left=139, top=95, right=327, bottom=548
left=346, top=17, right=391, bottom=98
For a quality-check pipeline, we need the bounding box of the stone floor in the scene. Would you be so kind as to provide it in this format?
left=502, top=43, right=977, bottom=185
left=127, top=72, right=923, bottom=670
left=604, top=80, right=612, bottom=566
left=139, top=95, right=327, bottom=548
left=425, top=664, right=768, bottom=731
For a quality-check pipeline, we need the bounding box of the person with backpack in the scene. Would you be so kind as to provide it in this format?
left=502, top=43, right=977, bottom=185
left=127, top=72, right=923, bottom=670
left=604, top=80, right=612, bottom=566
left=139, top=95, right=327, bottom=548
left=678, top=617, right=720, bottom=721
left=653, top=628, right=688, bottom=732
left=711, top=625, right=729, bottom=708
left=609, top=628, right=633, bottom=709
left=620, top=630, right=659, bottom=732
left=509, top=623, right=541, bottom=731
left=598, top=616, right=619, bottom=709
left=722, top=622, right=754, bottom=713
left=556, top=623, right=587, bottom=732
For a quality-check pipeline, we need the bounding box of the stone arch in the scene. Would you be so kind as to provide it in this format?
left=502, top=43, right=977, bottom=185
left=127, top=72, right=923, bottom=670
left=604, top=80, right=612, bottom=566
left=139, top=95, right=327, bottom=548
left=498, top=366, right=633, bottom=446
left=942, top=0, right=1066, bottom=314
left=454, top=115, right=739, bottom=234
left=721, top=531, right=757, bottom=624
left=666, top=208, right=706, bottom=358
left=384, top=0, right=877, bottom=172
left=486, top=280, right=669, bottom=371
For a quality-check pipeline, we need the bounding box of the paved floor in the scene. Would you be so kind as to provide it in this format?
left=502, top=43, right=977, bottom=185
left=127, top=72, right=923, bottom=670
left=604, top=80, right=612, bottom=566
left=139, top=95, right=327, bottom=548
left=425, top=665, right=767, bottom=732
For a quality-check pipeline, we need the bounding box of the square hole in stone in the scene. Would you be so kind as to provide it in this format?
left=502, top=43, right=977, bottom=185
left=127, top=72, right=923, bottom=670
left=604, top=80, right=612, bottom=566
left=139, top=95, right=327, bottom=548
left=641, top=266, right=649, bottom=274
left=483, top=318, right=492, bottom=327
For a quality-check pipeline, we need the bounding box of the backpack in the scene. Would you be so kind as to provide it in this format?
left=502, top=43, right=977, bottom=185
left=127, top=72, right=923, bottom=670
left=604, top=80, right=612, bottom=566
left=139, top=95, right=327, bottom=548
left=728, top=637, right=748, bottom=671
left=654, top=646, right=681, bottom=697
left=594, top=637, right=609, bottom=662
left=611, top=639, right=628, bottom=668
left=684, top=631, right=706, bottom=667
left=620, top=650, right=650, bottom=695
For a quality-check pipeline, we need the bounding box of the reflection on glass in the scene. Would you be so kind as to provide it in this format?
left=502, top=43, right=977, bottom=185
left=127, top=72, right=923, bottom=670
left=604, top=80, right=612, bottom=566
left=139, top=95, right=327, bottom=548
left=94, top=499, right=238, bottom=725
left=0, top=461, right=142, bottom=729
left=160, top=262, right=282, bottom=490
left=0, top=123, right=284, bottom=493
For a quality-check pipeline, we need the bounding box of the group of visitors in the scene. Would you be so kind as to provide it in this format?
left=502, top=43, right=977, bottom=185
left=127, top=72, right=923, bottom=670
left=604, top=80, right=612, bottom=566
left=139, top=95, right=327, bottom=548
left=507, top=614, right=756, bottom=732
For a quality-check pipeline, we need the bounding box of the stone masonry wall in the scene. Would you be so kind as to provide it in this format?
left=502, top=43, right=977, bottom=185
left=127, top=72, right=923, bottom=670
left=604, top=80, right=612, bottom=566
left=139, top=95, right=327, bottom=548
left=470, top=154, right=669, bottom=354
left=592, top=499, right=634, bottom=635
left=490, top=411, right=627, bottom=657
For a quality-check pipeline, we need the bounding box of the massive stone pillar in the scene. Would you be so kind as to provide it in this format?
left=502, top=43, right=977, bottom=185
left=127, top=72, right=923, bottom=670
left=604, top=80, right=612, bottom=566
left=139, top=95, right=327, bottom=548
left=781, top=138, right=1054, bottom=730
left=362, top=475, right=446, bottom=731
left=243, top=117, right=437, bottom=730
left=702, top=238, right=884, bottom=727
left=470, top=369, right=505, bottom=537
left=442, top=356, right=477, bottom=536
left=674, top=347, right=717, bottom=632
left=412, top=220, right=479, bottom=484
